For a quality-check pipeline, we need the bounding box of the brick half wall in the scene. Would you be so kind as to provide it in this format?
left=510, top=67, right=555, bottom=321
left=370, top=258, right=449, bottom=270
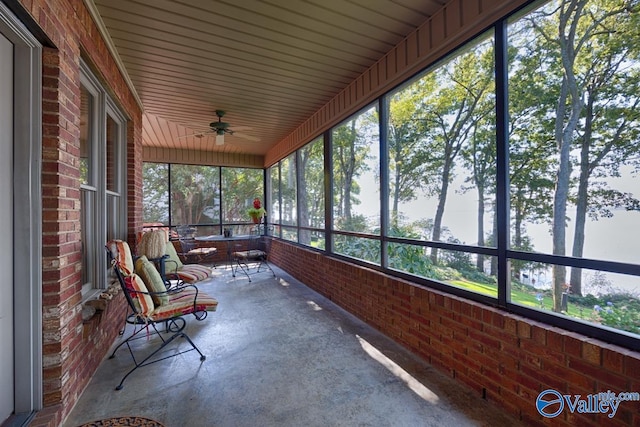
left=268, top=239, right=640, bottom=426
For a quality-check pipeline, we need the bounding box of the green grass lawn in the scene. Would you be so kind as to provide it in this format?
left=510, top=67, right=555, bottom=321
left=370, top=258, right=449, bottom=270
left=447, top=278, right=497, bottom=297
left=446, top=277, right=592, bottom=320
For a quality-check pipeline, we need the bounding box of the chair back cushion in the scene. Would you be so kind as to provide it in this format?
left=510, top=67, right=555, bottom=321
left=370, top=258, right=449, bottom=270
left=123, top=273, right=155, bottom=317
left=107, top=240, right=135, bottom=276
left=138, top=229, right=168, bottom=259
left=135, top=255, right=169, bottom=306
left=164, top=241, right=184, bottom=272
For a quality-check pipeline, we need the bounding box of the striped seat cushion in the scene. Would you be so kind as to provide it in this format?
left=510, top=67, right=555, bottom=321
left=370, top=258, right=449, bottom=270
left=173, top=264, right=213, bottom=283
left=151, top=287, right=218, bottom=320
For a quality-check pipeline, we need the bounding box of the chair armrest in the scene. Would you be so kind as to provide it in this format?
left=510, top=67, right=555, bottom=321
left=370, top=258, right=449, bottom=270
left=164, top=259, right=180, bottom=275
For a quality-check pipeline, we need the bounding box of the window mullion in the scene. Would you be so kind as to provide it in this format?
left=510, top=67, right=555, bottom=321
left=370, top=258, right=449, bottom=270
left=379, top=97, right=389, bottom=269
left=495, top=20, right=510, bottom=307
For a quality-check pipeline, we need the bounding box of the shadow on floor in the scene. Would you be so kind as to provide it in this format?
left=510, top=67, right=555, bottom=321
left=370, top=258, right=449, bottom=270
left=63, top=263, right=521, bottom=427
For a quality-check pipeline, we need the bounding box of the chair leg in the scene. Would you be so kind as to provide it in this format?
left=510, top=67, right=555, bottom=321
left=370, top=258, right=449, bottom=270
left=232, top=255, right=275, bottom=282
left=206, top=254, right=217, bottom=269
left=109, top=318, right=206, bottom=390
left=256, top=257, right=275, bottom=277
left=233, top=257, right=252, bottom=282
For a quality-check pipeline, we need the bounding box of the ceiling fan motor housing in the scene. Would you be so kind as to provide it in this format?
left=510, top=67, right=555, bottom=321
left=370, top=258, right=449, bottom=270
left=211, top=109, right=230, bottom=133
left=210, top=121, right=230, bottom=130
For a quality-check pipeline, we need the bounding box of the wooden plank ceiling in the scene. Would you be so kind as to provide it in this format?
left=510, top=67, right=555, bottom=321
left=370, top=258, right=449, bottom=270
left=91, top=0, right=445, bottom=156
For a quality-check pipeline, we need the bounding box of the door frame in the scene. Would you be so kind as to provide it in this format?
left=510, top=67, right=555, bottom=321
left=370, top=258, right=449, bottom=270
left=0, top=1, right=43, bottom=422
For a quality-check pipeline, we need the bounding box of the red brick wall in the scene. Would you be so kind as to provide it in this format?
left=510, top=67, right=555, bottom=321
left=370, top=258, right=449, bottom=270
left=268, top=239, right=640, bottom=426
left=17, top=0, right=143, bottom=425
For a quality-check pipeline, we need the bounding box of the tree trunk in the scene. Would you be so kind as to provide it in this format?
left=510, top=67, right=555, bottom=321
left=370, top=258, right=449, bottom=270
left=551, top=114, right=572, bottom=310
left=393, top=168, right=400, bottom=226
left=430, top=158, right=451, bottom=265
left=392, top=130, right=401, bottom=226
left=570, top=116, right=591, bottom=296
left=172, top=191, right=185, bottom=224
left=513, top=193, right=523, bottom=280
left=551, top=2, right=586, bottom=312
left=552, top=77, right=580, bottom=312
left=343, top=121, right=357, bottom=222
left=298, top=151, right=311, bottom=245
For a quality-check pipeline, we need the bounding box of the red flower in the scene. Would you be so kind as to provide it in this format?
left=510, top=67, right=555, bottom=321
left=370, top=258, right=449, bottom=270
left=253, top=198, right=261, bottom=209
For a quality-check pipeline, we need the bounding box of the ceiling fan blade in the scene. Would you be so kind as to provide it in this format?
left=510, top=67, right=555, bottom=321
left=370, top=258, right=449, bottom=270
left=232, top=132, right=261, bottom=142
left=178, top=132, right=209, bottom=139
left=184, top=110, right=257, bottom=144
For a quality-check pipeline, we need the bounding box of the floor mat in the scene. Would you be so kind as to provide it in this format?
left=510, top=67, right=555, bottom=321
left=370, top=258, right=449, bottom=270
left=77, top=416, right=164, bottom=427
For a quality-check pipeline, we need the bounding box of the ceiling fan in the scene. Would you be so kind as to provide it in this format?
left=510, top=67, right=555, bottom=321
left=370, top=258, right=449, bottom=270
left=182, top=110, right=260, bottom=145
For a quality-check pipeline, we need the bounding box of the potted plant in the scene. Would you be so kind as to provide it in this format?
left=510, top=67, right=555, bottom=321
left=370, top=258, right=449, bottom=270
left=247, top=197, right=266, bottom=223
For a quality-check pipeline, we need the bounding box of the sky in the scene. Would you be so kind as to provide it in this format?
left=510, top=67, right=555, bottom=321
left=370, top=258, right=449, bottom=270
left=354, top=162, right=640, bottom=295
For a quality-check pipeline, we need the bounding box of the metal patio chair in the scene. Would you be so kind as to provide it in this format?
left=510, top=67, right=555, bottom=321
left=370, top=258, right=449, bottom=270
left=105, top=240, right=218, bottom=390
left=231, top=228, right=275, bottom=282
left=177, top=238, right=218, bottom=267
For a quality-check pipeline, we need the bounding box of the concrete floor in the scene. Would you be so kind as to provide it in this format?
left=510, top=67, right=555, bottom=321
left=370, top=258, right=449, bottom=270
left=63, top=263, right=521, bottom=427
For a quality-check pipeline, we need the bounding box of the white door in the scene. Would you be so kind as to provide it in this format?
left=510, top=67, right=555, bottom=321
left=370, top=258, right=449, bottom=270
left=0, top=31, right=14, bottom=424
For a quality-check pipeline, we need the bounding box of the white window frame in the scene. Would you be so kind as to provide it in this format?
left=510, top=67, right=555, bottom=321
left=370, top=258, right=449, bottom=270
left=80, top=59, right=127, bottom=298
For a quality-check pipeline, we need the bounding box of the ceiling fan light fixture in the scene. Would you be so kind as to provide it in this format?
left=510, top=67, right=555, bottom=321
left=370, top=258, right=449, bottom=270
left=215, top=130, right=225, bottom=145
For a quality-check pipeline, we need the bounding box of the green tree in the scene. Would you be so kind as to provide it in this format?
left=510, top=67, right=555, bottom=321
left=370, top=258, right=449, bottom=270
left=387, top=81, right=438, bottom=228
left=333, top=108, right=376, bottom=230
left=507, top=26, right=558, bottom=272
left=298, top=138, right=324, bottom=245
left=568, top=14, right=640, bottom=294
left=417, top=38, right=495, bottom=264
left=142, top=163, right=169, bottom=224
left=333, top=120, right=359, bottom=222
left=221, top=167, right=263, bottom=222
left=171, top=164, right=219, bottom=225
left=523, top=0, right=640, bottom=309
left=460, top=48, right=497, bottom=271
